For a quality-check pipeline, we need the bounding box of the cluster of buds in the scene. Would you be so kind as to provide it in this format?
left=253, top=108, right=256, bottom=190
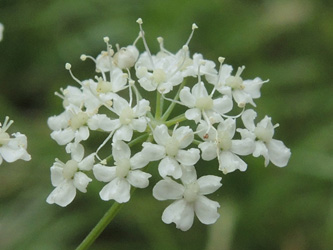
left=46, top=18, right=291, bottom=231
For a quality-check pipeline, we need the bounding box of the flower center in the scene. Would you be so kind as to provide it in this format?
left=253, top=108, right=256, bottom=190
left=165, top=137, right=180, bottom=157
left=195, top=96, right=213, bottom=110
left=0, top=131, right=10, bottom=146
left=70, top=112, right=89, bottom=130
left=183, top=181, right=200, bottom=203
left=63, top=160, right=79, bottom=179
left=225, top=76, right=244, bottom=90
left=217, top=131, right=232, bottom=150
left=152, top=68, right=166, bottom=84
left=254, top=126, right=274, bottom=143
left=97, top=79, right=112, bottom=93
left=119, top=107, right=134, bottom=125
left=116, top=159, right=131, bottom=178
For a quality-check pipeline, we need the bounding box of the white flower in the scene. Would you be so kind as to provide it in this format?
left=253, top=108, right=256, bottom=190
left=211, top=65, right=267, bottom=108
left=153, top=166, right=222, bottom=231
left=135, top=52, right=184, bottom=94
left=179, top=81, right=232, bottom=124
left=48, top=105, right=91, bottom=145
left=141, top=124, right=200, bottom=179
left=198, top=118, right=254, bottom=174
left=93, top=141, right=151, bottom=203
left=0, top=117, right=31, bottom=165
left=109, top=96, right=150, bottom=142
left=238, top=109, right=291, bottom=167
left=182, top=53, right=217, bottom=79
left=46, top=152, right=95, bottom=207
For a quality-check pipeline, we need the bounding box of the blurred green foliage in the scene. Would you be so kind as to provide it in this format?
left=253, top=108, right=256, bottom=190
left=0, top=0, right=332, bottom=249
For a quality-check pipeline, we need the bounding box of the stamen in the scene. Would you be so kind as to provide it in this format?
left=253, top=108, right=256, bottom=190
left=185, top=23, right=198, bottom=46
left=1, top=116, right=13, bottom=132
left=95, top=130, right=115, bottom=160
left=236, top=66, right=245, bottom=77
left=221, top=107, right=245, bottom=119
left=216, top=56, right=226, bottom=86
left=136, top=18, right=154, bottom=69
left=65, top=63, right=84, bottom=86
left=80, top=54, right=97, bottom=63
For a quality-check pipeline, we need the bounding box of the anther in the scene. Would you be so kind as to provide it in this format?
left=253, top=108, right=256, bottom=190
left=218, top=57, right=225, bottom=64
left=80, top=54, right=87, bottom=61
left=65, top=63, right=71, bottom=70
left=136, top=18, right=143, bottom=25
left=103, top=36, right=110, bottom=43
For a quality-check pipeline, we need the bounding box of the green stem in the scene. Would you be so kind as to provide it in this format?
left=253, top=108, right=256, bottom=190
left=161, top=80, right=187, bottom=121
left=155, top=91, right=162, bottom=119
left=165, top=113, right=187, bottom=127
left=75, top=201, right=125, bottom=250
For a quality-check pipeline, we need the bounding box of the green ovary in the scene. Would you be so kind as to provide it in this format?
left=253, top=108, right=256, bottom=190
left=165, top=137, right=180, bottom=157
left=195, top=97, right=213, bottom=110
left=70, top=112, right=89, bottom=130
left=0, top=131, right=10, bottom=146
left=63, top=160, right=79, bottom=179
left=119, top=107, right=134, bottom=125
left=116, top=159, right=131, bottom=178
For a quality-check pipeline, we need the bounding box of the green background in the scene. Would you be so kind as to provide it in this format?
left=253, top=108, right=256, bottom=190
left=0, top=0, right=332, bottom=249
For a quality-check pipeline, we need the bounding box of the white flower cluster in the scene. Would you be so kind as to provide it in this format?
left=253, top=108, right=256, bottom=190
left=0, top=117, right=31, bottom=165
left=46, top=18, right=291, bottom=231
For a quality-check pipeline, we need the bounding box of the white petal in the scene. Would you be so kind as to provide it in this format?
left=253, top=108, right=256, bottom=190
left=129, top=152, right=149, bottom=169
left=194, top=196, right=220, bottom=224
left=99, top=178, right=131, bottom=203
left=192, top=82, right=209, bottom=98
left=180, top=87, right=196, bottom=108
left=113, top=96, right=129, bottom=115
left=241, top=109, right=257, bottom=131
left=213, top=95, right=233, bottom=115
left=131, top=118, right=147, bottom=132
left=197, top=175, right=222, bottom=195
left=46, top=180, right=76, bottom=207
left=76, top=126, right=90, bottom=142
left=180, top=165, right=198, bottom=184
left=162, top=199, right=194, bottom=231
left=50, top=166, right=64, bottom=187
left=65, top=143, right=84, bottom=162
left=199, top=142, right=218, bottom=161
left=231, top=138, right=255, bottom=156
left=185, top=108, right=201, bottom=123
left=113, top=125, right=133, bottom=142
left=153, top=124, right=170, bottom=146
left=88, top=114, right=119, bottom=132
left=219, top=151, right=247, bottom=174
left=93, top=164, right=117, bottom=182
left=133, top=99, right=150, bottom=116
left=142, top=142, right=165, bottom=161
left=253, top=141, right=269, bottom=166
left=127, top=170, right=151, bottom=188
left=173, top=126, right=194, bottom=148
left=158, top=157, right=182, bottom=179
left=112, top=141, right=131, bottom=162
left=73, top=172, right=92, bottom=193
left=153, top=178, right=184, bottom=200
left=243, top=77, right=265, bottom=99
left=50, top=129, right=75, bottom=145
left=267, top=139, right=291, bottom=167
left=176, top=148, right=200, bottom=166
left=233, top=90, right=254, bottom=107
left=78, top=153, right=95, bottom=171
